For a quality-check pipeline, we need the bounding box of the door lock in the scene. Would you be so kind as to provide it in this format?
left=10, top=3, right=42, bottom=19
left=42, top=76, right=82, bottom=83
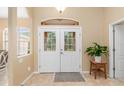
left=60, top=51, right=63, bottom=54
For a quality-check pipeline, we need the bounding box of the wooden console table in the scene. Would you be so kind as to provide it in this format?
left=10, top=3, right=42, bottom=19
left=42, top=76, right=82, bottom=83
left=89, top=60, right=107, bottom=79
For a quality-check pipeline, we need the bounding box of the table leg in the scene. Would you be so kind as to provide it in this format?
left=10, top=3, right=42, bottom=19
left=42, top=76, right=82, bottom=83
left=95, top=65, right=97, bottom=79
left=104, top=64, right=107, bottom=79
left=90, top=62, right=92, bottom=75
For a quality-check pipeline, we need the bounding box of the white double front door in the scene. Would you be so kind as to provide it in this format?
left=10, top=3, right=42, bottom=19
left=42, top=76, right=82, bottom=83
left=38, top=27, right=82, bottom=72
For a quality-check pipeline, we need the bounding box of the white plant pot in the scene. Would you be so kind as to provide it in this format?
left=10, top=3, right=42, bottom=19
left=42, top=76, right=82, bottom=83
left=95, top=56, right=101, bottom=63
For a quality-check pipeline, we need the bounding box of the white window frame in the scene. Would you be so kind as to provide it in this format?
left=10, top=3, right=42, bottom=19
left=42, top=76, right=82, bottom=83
left=17, top=27, right=32, bottom=58
left=3, top=28, right=8, bottom=51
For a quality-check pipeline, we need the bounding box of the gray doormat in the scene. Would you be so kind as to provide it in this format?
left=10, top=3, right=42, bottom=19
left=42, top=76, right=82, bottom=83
left=54, top=72, right=85, bottom=82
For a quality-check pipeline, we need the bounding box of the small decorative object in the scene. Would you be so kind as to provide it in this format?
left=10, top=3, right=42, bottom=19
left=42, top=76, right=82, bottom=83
left=85, top=42, right=108, bottom=63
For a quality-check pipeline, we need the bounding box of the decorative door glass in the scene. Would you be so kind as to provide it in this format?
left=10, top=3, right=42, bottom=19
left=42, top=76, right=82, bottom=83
left=44, top=32, right=56, bottom=51
left=64, top=32, right=76, bottom=51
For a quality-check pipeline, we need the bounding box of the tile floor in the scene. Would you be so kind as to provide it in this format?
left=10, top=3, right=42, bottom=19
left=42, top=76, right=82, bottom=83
left=25, top=72, right=124, bottom=86
left=0, top=69, right=8, bottom=86
left=0, top=70, right=124, bottom=86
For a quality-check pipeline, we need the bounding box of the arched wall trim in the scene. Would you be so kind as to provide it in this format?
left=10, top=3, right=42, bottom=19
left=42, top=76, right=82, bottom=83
left=41, top=18, right=79, bottom=25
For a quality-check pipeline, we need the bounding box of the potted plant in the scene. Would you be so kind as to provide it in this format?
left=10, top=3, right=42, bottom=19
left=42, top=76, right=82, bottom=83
left=85, top=42, right=108, bottom=63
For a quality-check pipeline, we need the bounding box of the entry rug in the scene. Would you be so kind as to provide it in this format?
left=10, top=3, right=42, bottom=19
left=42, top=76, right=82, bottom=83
left=54, top=72, right=85, bottom=82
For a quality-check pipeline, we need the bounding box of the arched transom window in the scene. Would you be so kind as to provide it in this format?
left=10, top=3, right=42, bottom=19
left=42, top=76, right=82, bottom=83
left=41, top=18, right=79, bottom=25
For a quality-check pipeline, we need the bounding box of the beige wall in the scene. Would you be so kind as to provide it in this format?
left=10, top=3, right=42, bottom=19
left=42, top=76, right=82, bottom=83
left=8, top=8, right=34, bottom=85
left=33, top=7, right=105, bottom=72
left=8, top=7, right=124, bottom=85
left=101, top=8, right=124, bottom=73
left=13, top=8, right=34, bottom=85
left=104, top=8, right=124, bottom=45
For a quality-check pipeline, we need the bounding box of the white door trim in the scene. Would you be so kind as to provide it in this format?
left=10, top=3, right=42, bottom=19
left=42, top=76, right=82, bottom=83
left=109, top=17, right=124, bottom=78
left=37, top=26, right=82, bottom=73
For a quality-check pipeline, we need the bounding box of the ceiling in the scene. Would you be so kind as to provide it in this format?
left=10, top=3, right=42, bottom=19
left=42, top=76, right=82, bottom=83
left=0, top=7, right=29, bottom=18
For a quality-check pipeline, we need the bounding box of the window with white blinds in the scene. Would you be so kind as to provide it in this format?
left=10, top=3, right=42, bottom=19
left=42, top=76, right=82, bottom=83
left=17, top=27, right=31, bottom=57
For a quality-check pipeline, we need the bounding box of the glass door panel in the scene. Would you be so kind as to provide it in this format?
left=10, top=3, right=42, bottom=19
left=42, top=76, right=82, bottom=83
left=64, top=32, right=76, bottom=51
left=44, top=32, right=56, bottom=51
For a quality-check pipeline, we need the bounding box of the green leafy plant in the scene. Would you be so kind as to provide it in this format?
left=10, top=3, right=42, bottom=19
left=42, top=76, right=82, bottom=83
left=85, top=42, right=108, bottom=57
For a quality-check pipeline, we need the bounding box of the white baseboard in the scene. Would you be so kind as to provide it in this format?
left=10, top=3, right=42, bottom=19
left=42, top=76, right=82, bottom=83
left=82, top=71, right=89, bottom=74
left=33, top=71, right=39, bottom=74
left=20, top=72, right=34, bottom=86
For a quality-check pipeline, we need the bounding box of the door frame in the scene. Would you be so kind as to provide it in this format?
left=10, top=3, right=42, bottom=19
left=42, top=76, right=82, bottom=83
left=109, top=17, right=124, bottom=78
left=37, top=25, right=82, bottom=73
